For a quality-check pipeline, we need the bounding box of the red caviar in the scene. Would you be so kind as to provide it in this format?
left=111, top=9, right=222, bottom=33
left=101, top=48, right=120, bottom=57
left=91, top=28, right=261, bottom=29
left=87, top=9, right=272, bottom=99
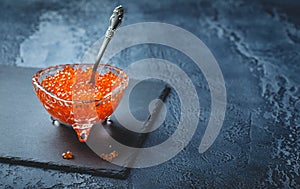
left=62, top=150, right=73, bottom=159
left=100, top=150, right=118, bottom=162
left=34, top=65, right=128, bottom=126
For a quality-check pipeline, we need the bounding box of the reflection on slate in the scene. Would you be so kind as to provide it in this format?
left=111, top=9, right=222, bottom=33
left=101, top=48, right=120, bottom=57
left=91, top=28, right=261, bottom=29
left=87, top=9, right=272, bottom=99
left=0, top=65, right=169, bottom=179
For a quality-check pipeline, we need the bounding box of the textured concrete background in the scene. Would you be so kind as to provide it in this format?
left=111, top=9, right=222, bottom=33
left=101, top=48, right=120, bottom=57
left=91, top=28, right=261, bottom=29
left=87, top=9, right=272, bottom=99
left=1, top=0, right=300, bottom=188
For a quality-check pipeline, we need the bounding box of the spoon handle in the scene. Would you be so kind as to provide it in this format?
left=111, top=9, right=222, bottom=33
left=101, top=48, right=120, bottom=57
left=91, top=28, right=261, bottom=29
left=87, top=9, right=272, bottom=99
left=90, top=5, right=124, bottom=84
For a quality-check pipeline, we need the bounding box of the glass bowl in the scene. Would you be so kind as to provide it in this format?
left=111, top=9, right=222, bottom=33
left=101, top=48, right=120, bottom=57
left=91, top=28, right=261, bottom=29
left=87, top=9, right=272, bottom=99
left=32, top=63, right=129, bottom=142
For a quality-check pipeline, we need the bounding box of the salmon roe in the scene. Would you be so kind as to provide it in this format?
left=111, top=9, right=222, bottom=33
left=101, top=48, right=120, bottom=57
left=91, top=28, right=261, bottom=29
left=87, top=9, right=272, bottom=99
left=62, top=150, right=73, bottom=159
left=34, top=65, right=128, bottom=127
left=100, top=150, right=118, bottom=162
left=41, top=65, right=121, bottom=101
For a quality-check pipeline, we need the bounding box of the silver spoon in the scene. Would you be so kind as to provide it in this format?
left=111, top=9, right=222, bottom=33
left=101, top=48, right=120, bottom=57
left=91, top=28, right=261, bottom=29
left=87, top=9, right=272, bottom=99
left=90, top=5, right=124, bottom=84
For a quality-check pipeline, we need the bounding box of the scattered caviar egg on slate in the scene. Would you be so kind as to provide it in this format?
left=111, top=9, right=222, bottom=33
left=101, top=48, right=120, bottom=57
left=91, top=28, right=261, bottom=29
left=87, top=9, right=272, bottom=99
left=100, top=151, right=118, bottom=162
left=62, top=150, right=73, bottom=159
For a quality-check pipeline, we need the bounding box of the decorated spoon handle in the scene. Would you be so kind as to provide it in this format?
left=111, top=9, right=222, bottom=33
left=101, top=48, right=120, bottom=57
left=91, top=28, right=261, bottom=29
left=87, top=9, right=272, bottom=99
left=90, top=5, right=124, bottom=84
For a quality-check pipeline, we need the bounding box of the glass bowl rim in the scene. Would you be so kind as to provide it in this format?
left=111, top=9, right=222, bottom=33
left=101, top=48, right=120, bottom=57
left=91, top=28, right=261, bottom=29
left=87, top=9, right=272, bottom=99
left=32, top=63, right=129, bottom=104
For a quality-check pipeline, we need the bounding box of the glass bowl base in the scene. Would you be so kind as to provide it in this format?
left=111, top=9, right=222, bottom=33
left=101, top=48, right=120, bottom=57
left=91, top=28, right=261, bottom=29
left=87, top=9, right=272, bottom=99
left=50, top=116, right=113, bottom=142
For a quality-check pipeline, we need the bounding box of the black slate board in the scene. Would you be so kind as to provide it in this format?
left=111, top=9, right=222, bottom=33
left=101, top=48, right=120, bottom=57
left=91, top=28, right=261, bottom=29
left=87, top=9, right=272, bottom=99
left=0, top=65, right=169, bottom=179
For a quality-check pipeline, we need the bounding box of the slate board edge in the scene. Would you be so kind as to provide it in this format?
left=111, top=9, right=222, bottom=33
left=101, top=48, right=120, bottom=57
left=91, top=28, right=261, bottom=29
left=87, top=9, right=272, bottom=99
left=0, top=155, right=130, bottom=179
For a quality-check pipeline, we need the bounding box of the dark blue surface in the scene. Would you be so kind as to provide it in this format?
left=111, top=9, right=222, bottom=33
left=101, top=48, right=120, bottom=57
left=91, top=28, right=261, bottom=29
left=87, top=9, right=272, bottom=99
left=0, top=0, right=300, bottom=188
